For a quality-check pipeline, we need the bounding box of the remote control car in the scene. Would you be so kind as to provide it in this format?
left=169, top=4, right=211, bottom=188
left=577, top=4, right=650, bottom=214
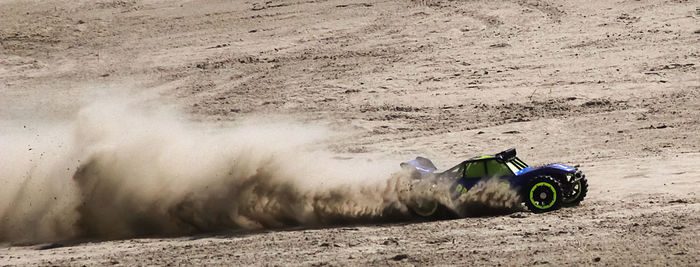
left=401, top=148, right=587, bottom=216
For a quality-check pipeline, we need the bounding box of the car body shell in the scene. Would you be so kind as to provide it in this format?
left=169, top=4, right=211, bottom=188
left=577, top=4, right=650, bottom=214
left=401, top=149, right=584, bottom=199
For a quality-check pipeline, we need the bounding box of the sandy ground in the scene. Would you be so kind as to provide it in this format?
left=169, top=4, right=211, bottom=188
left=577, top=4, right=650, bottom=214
left=1, top=0, right=699, bottom=265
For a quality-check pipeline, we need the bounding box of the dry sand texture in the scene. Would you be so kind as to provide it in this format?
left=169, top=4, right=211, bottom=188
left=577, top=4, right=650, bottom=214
left=1, top=0, right=699, bottom=265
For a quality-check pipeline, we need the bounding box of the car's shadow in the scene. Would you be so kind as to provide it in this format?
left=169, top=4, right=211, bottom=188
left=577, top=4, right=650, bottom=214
left=26, top=206, right=520, bottom=251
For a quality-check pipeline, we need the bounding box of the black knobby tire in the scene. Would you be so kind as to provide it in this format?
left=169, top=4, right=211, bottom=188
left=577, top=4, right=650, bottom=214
left=408, top=199, right=458, bottom=220
left=562, top=177, right=588, bottom=207
left=523, top=175, right=563, bottom=213
left=408, top=198, right=439, bottom=217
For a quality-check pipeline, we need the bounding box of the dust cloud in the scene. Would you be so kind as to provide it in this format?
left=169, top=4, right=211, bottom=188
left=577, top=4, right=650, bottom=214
left=0, top=99, right=519, bottom=244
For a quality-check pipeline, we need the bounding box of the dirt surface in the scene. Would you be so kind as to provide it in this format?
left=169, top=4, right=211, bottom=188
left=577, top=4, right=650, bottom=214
left=1, top=0, right=699, bottom=266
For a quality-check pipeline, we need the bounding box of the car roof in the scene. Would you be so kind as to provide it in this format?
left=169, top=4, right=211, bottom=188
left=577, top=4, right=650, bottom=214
left=461, top=148, right=518, bottom=164
left=463, top=155, right=496, bottom=163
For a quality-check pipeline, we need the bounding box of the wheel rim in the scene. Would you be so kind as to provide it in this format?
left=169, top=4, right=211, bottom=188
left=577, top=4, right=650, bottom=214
left=529, top=182, right=557, bottom=209
left=564, top=181, right=582, bottom=203
left=413, top=200, right=438, bottom=217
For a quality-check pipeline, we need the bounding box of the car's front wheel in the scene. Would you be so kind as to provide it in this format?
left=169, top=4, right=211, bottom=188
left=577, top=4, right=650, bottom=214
left=523, top=175, right=563, bottom=213
left=562, top=177, right=588, bottom=206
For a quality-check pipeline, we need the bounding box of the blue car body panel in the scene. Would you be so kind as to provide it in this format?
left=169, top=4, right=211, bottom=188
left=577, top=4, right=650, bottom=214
left=502, top=164, right=575, bottom=189
left=451, top=164, right=576, bottom=193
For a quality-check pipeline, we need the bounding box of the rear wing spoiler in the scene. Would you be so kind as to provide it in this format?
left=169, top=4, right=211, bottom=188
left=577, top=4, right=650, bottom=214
left=400, top=156, right=438, bottom=173
left=495, top=148, right=517, bottom=162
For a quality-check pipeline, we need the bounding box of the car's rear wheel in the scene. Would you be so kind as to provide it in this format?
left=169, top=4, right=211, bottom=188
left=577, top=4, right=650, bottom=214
left=409, top=198, right=439, bottom=217
left=523, top=175, right=563, bottom=213
left=407, top=198, right=458, bottom=220
left=562, top=177, right=588, bottom=206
